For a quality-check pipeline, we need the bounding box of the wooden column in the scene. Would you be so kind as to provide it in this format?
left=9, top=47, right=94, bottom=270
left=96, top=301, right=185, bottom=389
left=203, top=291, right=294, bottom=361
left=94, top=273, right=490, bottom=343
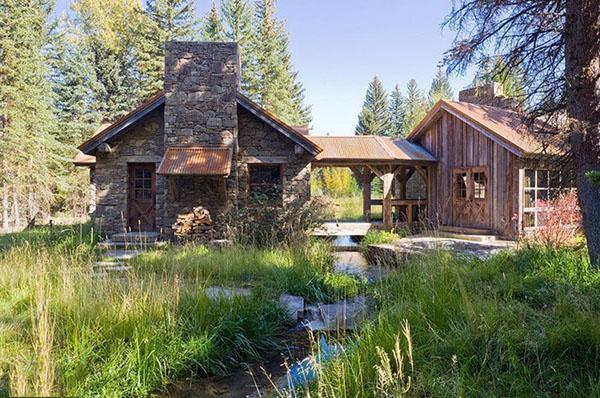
left=382, top=171, right=395, bottom=230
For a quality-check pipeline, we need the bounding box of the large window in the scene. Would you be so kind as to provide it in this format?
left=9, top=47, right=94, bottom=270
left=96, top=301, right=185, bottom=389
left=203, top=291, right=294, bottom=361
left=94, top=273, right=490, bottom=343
left=522, top=169, right=575, bottom=228
left=248, top=164, right=283, bottom=202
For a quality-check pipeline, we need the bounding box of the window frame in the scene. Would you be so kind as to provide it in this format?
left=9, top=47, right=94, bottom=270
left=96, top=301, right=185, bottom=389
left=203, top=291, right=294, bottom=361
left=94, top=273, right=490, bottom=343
left=247, top=163, right=284, bottom=203
left=522, top=168, right=576, bottom=229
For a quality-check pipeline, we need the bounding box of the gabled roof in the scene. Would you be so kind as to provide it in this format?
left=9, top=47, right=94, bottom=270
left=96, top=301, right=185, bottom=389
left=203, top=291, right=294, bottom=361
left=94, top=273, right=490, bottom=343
left=78, top=93, right=165, bottom=154
left=407, top=99, right=565, bottom=157
left=236, top=93, right=321, bottom=155
left=157, top=146, right=233, bottom=176
left=307, top=135, right=436, bottom=165
left=77, top=91, right=321, bottom=157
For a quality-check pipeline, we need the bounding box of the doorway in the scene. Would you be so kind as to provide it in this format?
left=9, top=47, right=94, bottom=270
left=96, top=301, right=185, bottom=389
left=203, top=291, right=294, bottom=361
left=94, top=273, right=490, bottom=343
left=128, top=163, right=156, bottom=231
left=451, top=166, right=489, bottom=229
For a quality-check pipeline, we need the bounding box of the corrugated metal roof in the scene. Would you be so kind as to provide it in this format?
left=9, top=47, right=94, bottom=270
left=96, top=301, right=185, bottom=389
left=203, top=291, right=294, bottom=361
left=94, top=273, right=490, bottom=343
left=157, top=146, right=233, bottom=176
left=408, top=99, right=566, bottom=156
left=306, top=135, right=436, bottom=164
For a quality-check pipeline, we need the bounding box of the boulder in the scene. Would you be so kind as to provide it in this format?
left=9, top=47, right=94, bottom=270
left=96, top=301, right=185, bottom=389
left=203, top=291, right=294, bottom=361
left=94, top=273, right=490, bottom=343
left=279, top=294, right=305, bottom=322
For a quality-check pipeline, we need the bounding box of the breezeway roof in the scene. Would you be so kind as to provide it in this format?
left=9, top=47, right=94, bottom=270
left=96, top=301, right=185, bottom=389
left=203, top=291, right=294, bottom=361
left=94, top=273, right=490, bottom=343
left=306, top=135, right=437, bottom=166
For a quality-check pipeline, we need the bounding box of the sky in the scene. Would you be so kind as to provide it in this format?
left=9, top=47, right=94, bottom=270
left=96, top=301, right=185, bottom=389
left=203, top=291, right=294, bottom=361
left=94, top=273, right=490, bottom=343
left=54, top=0, right=475, bottom=136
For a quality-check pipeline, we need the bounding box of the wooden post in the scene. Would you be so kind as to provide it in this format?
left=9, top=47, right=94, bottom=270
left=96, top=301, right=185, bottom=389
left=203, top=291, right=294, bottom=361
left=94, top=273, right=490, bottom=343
left=382, top=171, right=394, bottom=230
left=363, top=179, right=372, bottom=221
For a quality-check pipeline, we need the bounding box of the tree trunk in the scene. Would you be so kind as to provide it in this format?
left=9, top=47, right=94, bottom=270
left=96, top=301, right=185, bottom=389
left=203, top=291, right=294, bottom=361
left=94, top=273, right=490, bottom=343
left=2, top=183, right=8, bottom=230
left=12, top=184, right=20, bottom=229
left=565, top=0, right=600, bottom=266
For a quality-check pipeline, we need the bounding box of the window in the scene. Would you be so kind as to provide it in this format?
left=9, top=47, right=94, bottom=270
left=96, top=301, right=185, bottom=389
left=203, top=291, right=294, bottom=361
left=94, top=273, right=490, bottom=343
left=248, top=164, right=282, bottom=202
left=134, top=169, right=153, bottom=199
left=473, top=171, right=487, bottom=199
left=456, top=173, right=468, bottom=198
left=522, top=169, right=576, bottom=228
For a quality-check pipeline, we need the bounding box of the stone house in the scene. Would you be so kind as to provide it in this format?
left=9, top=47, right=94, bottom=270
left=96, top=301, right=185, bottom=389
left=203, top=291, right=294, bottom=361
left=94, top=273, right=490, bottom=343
left=77, top=42, right=320, bottom=236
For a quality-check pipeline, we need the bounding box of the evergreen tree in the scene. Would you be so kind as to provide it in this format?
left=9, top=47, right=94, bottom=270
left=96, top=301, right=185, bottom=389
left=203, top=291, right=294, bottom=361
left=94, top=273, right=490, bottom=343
left=389, top=84, right=406, bottom=136
left=73, top=0, right=144, bottom=121
left=222, top=0, right=255, bottom=93
left=201, top=1, right=226, bottom=41
left=473, top=56, right=526, bottom=98
left=428, top=67, right=453, bottom=106
left=250, top=0, right=311, bottom=125
left=403, top=79, right=427, bottom=135
left=355, top=76, right=391, bottom=136
left=137, top=0, right=198, bottom=98
left=0, top=0, right=64, bottom=226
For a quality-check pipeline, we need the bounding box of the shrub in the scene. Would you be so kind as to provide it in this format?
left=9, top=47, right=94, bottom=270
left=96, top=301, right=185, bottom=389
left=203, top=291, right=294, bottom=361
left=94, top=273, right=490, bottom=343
left=359, top=229, right=406, bottom=256
left=531, top=191, right=582, bottom=248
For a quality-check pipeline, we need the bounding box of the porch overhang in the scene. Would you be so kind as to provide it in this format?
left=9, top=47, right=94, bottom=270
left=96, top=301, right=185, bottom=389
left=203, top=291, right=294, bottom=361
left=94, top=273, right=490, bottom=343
left=157, top=145, right=233, bottom=177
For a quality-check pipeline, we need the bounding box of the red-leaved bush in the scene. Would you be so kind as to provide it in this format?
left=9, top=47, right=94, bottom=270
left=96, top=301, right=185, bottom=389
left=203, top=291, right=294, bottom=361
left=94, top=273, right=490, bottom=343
left=532, top=191, right=581, bottom=247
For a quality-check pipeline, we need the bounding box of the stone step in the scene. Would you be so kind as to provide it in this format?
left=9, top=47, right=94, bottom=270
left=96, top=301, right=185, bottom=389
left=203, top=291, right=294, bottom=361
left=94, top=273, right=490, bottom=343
left=94, top=261, right=122, bottom=268
left=97, top=240, right=167, bottom=250
left=430, top=231, right=501, bottom=243
left=99, top=249, right=143, bottom=261
left=110, top=232, right=160, bottom=243
left=93, top=265, right=132, bottom=273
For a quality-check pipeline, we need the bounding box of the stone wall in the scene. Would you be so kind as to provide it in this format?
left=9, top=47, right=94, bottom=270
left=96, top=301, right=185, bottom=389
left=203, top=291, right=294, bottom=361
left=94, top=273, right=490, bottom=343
left=93, top=109, right=166, bottom=236
left=458, top=82, right=521, bottom=111
left=237, top=107, right=312, bottom=207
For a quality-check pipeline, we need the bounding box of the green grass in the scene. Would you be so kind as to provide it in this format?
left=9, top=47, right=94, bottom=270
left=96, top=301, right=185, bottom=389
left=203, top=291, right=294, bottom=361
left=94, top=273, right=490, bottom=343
left=324, top=195, right=382, bottom=222
left=358, top=229, right=407, bottom=256
left=0, top=227, right=362, bottom=397
left=312, top=245, right=600, bottom=397
left=0, top=222, right=98, bottom=253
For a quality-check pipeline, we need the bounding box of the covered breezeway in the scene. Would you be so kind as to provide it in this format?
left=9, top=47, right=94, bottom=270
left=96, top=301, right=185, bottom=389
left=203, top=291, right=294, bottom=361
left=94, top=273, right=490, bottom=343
left=307, top=136, right=437, bottom=230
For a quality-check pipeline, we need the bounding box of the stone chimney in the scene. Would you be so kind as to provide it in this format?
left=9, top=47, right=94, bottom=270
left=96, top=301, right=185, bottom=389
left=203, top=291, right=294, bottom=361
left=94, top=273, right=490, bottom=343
left=164, top=42, right=240, bottom=146
left=458, top=82, right=521, bottom=111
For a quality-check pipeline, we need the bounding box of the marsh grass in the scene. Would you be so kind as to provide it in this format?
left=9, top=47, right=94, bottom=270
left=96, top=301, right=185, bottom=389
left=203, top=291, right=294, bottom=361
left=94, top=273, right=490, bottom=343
left=0, top=228, right=363, bottom=396
left=310, top=246, right=600, bottom=397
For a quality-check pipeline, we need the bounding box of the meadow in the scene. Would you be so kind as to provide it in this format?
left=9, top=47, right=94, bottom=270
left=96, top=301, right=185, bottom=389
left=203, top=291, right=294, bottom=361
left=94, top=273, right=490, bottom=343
left=0, top=224, right=359, bottom=397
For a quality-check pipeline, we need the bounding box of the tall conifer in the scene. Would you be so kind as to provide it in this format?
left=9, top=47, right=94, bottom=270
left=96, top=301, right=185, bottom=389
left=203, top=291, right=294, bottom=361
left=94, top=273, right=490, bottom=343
left=355, top=76, right=391, bottom=136
left=389, top=84, right=406, bottom=136
left=403, top=79, right=427, bottom=135
left=202, top=1, right=226, bottom=41
left=222, top=0, right=255, bottom=93
left=428, top=67, right=453, bottom=106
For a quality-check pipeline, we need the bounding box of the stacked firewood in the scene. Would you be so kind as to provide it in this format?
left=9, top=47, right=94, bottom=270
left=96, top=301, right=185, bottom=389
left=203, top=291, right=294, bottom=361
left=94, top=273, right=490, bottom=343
left=172, top=206, right=214, bottom=241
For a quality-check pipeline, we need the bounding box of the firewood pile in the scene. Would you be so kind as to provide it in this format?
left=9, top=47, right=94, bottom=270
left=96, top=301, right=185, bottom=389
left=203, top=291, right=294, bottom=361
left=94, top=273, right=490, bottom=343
left=172, top=206, right=214, bottom=242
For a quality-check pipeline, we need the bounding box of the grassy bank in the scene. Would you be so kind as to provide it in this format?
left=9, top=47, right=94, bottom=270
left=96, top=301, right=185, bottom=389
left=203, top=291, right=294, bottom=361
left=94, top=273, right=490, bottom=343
left=312, top=245, right=600, bottom=397
left=0, top=226, right=360, bottom=397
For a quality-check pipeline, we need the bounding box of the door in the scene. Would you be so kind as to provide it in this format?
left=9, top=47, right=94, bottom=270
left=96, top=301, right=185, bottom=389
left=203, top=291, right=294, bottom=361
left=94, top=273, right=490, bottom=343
left=451, top=166, right=489, bottom=229
left=128, top=163, right=156, bottom=231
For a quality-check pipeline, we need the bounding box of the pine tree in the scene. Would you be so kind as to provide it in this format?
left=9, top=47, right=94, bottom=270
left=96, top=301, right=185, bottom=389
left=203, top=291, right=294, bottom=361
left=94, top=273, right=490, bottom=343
left=355, top=76, right=391, bottom=136
left=137, top=0, right=198, bottom=98
left=389, top=84, right=406, bottom=136
left=428, top=67, right=453, bottom=106
left=474, top=56, right=526, bottom=98
left=72, top=0, right=145, bottom=121
left=250, top=0, right=311, bottom=125
left=202, top=1, right=226, bottom=41
left=0, top=0, right=64, bottom=226
left=222, top=0, right=255, bottom=93
left=403, top=79, right=427, bottom=135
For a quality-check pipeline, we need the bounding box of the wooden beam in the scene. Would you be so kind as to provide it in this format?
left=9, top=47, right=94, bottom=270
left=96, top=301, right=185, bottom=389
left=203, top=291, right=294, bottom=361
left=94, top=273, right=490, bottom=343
left=363, top=179, right=372, bottom=221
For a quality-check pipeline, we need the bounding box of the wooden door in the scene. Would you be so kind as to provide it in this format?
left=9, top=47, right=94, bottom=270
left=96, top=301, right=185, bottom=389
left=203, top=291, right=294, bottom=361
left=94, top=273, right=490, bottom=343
left=451, top=166, right=489, bottom=229
left=128, top=163, right=156, bottom=231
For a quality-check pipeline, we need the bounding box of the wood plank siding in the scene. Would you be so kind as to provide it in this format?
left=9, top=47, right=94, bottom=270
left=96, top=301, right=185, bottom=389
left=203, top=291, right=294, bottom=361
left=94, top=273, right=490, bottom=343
left=416, top=111, right=519, bottom=236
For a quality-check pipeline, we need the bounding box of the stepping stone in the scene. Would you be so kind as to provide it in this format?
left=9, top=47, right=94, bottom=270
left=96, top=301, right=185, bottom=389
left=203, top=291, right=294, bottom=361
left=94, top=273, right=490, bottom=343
left=205, top=286, right=252, bottom=300
left=206, top=239, right=233, bottom=250
left=100, top=249, right=143, bottom=261
left=94, top=261, right=121, bottom=268
left=110, top=232, right=160, bottom=243
left=279, top=294, right=304, bottom=322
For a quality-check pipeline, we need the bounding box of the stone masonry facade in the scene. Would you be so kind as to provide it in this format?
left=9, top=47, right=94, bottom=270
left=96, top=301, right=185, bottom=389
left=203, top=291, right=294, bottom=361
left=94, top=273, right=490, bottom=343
left=92, top=41, right=313, bottom=237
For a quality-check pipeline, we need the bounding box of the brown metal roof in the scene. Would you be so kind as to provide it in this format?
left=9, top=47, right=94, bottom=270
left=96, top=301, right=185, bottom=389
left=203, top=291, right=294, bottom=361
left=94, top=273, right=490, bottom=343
left=307, top=135, right=436, bottom=165
left=408, top=99, right=565, bottom=157
left=157, top=146, right=233, bottom=176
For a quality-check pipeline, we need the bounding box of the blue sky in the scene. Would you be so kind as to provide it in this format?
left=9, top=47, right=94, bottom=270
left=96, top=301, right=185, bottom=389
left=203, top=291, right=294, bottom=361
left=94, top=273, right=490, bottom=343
left=55, top=0, right=475, bottom=135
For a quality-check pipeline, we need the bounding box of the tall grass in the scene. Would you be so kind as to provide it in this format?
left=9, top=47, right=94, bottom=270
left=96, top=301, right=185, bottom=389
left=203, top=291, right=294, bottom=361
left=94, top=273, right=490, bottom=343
left=0, top=229, right=363, bottom=396
left=312, top=246, right=600, bottom=397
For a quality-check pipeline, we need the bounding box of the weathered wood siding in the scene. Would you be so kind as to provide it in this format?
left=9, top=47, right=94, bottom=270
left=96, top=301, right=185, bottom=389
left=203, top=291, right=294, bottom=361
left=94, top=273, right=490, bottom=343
left=416, top=111, right=520, bottom=236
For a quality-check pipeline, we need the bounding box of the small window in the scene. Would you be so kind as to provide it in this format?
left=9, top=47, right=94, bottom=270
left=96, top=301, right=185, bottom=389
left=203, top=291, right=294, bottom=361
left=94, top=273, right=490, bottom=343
left=473, top=171, right=487, bottom=199
left=248, top=164, right=282, bottom=202
left=134, top=169, right=153, bottom=199
left=456, top=173, right=468, bottom=198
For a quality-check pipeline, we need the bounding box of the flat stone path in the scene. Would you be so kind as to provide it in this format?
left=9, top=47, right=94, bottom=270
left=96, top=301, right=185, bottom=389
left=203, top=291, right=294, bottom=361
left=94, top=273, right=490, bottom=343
left=312, top=222, right=372, bottom=236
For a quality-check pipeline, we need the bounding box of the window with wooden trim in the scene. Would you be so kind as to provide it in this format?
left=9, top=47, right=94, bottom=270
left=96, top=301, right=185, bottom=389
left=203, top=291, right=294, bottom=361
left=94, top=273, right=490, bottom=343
left=248, top=164, right=283, bottom=202
left=134, top=169, right=153, bottom=199
left=522, top=169, right=576, bottom=228
left=472, top=171, right=487, bottom=199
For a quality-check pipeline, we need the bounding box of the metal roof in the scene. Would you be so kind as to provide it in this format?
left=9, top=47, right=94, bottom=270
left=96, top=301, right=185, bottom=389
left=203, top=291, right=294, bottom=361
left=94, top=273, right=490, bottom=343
left=157, top=146, right=233, bottom=176
left=307, top=135, right=436, bottom=165
left=408, top=99, right=566, bottom=157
